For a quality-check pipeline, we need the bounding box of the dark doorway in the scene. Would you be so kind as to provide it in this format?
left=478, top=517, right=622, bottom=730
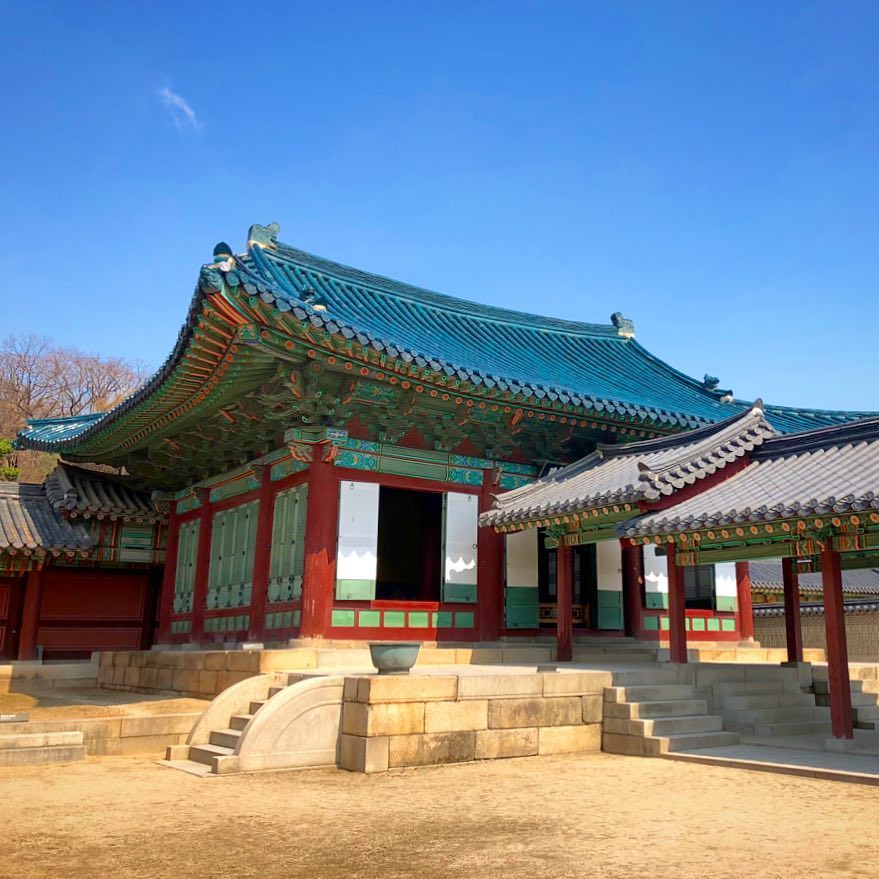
left=537, top=537, right=598, bottom=627
left=375, top=487, right=443, bottom=601
left=0, top=576, right=24, bottom=660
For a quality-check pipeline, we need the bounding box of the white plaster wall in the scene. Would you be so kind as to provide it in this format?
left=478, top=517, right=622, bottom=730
left=444, top=493, right=478, bottom=585
left=714, top=562, right=737, bottom=597
left=336, top=481, right=379, bottom=580
left=505, top=529, right=538, bottom=588
left=643, top=544, right=668, bottom=594
left=596, top=540, right=623, bottom=592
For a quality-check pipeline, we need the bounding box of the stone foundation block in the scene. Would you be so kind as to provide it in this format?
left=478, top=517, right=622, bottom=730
left=138, top=667, right=158, bottom=689
left=356, top=675, right=458, bottom=704
left=112, top=653, right=129, bottom=667
left=602, top=732, right=647, bottom=757
left=216, top=670, right=256, bottom=691
left=459, top=648, right=503, bottom=665
left=120, top=714, right=196, bottom=738
left=128, top=652, right=146, bottom=669
left=542, top=671, right=612, bottom=696
left=197, top=670, right=218, bottom=695
left=157, top=651, right=188, bottom=669
left=424, top=699, right=488, bottom=733
left=538, top=724, right=601, bottom=755
left=156, top=668, right=174, bottom=690
left=258, top=649, right=318, bottom=672
left=225, top=651, right=259, bottom=672
left=488, top=696, right=582, bottom=729
left=500, top=647, right=554, bottom=664
left=203, top=651, right=229, bottom=670
left=388, top=731, right=476, bottom=768
left=581, top=694, right=603, bottom=724
left=111, top=667, right=125, bottom=686
left=171, top=668, right=201, bottom=694
left=474, top=727, right=538, bottom=760
left=342, top=701, right=425, bottom=737
left=458, top=674, right=542, bottom=700
left=339, top=734, right=390, bottom=773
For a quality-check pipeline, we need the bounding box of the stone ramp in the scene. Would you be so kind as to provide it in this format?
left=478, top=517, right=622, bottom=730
left=663, top=743, right=879, bottom=786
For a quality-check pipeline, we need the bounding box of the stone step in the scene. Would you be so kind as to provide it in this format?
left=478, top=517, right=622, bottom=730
left=643, top=715, right=723, bottom=737
left=0, top=731, right=83, bottom=750
left=248, top=700, right=267, bottom=715
left=721, top=693, right=816, bottom=710
left=0, top=744, right=87, bottom=767
left=608, top=684, right=696, bottom=703
left=711, top=680, right=800, bottom=698
left=268, top=687, right=285, bottom=698
left=229, top=714, right=254, bottom=732
left=209, top=728, right=242, bottom=750
left=609, top=668, right=687, bottom=687
left=647, top=730, right=740, bottom=755
left=188, top=743, right=234, bottom=767
left=725, top=706, right=829, bottom=725
left=751, top=720, right=832, bottom=737
left=856, top=721, right=879, bottom=731
left=573, top=652, right=657, bottom=663
left=815, top=691, right=876, bottom=708
left=854, top=706, right=879, bottom=722
left=814, top=679, right=867, bottom=695
left=605, top=699, right=708, bottom=720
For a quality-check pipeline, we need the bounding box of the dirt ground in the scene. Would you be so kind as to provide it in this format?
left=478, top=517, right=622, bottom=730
left=0, top=687, right=207, bottom=720
left=2, top=753, right=879, bottom=879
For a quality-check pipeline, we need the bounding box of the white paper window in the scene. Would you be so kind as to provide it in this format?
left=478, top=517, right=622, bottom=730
left=336, top=481, right=380, bottom=599
left=443, top=493, right=478, bottom=592
left=505, top=529, right=538, bottom=588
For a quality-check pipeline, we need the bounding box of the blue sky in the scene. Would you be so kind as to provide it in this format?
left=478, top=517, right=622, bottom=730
left=2, top=1, right=877, bottom=411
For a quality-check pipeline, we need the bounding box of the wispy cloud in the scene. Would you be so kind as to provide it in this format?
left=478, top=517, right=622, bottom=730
left=157, top=87, right=203, bottom=132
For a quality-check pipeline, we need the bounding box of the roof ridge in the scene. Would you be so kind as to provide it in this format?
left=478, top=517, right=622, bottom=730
left=757, top=414, right=879, bottom=458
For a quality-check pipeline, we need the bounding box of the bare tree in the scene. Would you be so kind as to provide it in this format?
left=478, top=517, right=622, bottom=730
left=0, top=334, right=148, bottom=482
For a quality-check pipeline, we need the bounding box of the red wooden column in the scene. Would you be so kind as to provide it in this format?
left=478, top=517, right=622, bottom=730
left=248, top=467, right=276, bottom=643
left=18, top=562, right=45, bottom=660
left=735, top=561, right=755, bottom=642
left=821, top=547, right=853, bottom=739
left=621, top=541, right=644, bottom=638
left=556, top=542, right=573, bottom=662
left=781, top=556, right=804, bottom=663
left=190, top=488, right=213, bottom=644
left=156, top=503, right=180, bottom=644
left=300, top=451, right=339, bottom=639
left=667, top=545, right=687, bottom=663
left=477, top=470, right=503, bottom=642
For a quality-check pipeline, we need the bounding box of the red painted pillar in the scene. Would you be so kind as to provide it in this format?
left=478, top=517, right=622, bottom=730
left=556, top=542, right=573, bottom=662
left=18, top=563, right=45, bottom=660
left=821, top=547, right=853, bottom=739
left=781, top=556, right=804, bottom=663
left=190, top=489, right=213, bottom=644
left=248, top=468, right=276, bottom=643
left=735, top=561, right=755, bottom=642
left=156, top=503, right=180, bottom=644
left=477, top=470, right=503, bottom=642
left=667, top=545, right=687, bottom=663
left=300, top=452, right=339, bottom=639
left=621, top=541, right=644, bottom=638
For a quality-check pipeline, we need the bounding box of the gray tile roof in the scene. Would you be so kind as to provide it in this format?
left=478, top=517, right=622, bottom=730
left=44, top=463, right=161, bottom=522
left=748, top=560, right=879, bottom=596
left=480, top=404, right=774, bottom=528
left=0, top=482, right=95, bottom=555
left=754, top=599, right=879, bottom=618
left=621, top=416, right=879, bottom=537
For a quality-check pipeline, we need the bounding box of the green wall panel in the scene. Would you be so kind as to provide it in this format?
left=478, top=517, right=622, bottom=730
left=690, top=617, right=707, bottom=632
left=643, top=615, right=660, bottom=631
left=721, top=618, right=737, bottom=632
left=335, top=579, right=376, bottom=600
left=408, top=611, right=430, bottom=628
left=596, top=590, right=623, bottom=630
left=707, top=618, right=721, bottom=632
left=660, top=616, right=670, bottom=631
left=384, top=611, right=406, bottom=627
left=505, top=586, right=539, bottom=629
left=358, top=610, right=381, bottom=628
left=442, top=583, right=477, bottom=604
left=433, top=611, right=454, bottom=628
left=455, top=611, right=475, bottom=629
left=645, top=592, right=669, bottom=610
left=715, top=595, right=738, bottom=613
left=332, top=610, right=356, bottom=627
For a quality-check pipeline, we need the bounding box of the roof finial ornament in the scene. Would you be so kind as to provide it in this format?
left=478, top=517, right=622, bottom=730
left=610, top=312, right=635, bottom=338
left=213, top=241, right=234, bottom=259
left=248, top=222, right=281, bottom=249
left=702, top=374, right=719, bottom=391
left=752, top=398, right=764, bottom=412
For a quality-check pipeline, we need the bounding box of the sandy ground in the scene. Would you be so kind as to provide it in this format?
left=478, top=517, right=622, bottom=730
left=0, top=687, right=207, bottom=720
left=3, top=753, right=879, bottom=879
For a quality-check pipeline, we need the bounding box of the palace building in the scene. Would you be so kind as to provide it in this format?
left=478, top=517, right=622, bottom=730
left=8, top=222, right=875, bottom=665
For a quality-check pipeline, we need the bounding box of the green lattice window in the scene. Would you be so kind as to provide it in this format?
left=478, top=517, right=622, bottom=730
left=173, top=519, right=200, bottom=613
left=118, top=524, right=154, bottom=563
left=207, top=501, right=258, bottom=610
left=268, top=485, right=308, bottom=603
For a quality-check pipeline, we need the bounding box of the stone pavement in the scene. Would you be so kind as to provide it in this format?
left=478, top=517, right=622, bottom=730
left=665, top=741, right=879, bottom=785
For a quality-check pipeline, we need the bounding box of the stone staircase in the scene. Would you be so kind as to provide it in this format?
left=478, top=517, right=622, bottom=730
left=163, top=672, right=344, bottom=776
left=572, top=637, right=658, bottom=664
left=0, top=730, right=86, bottom=767
left=711, top=669, right=831, bottom=737
left=602, top=667, right=738, bottom=756
left=813, top=667, right=879, bottom=730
